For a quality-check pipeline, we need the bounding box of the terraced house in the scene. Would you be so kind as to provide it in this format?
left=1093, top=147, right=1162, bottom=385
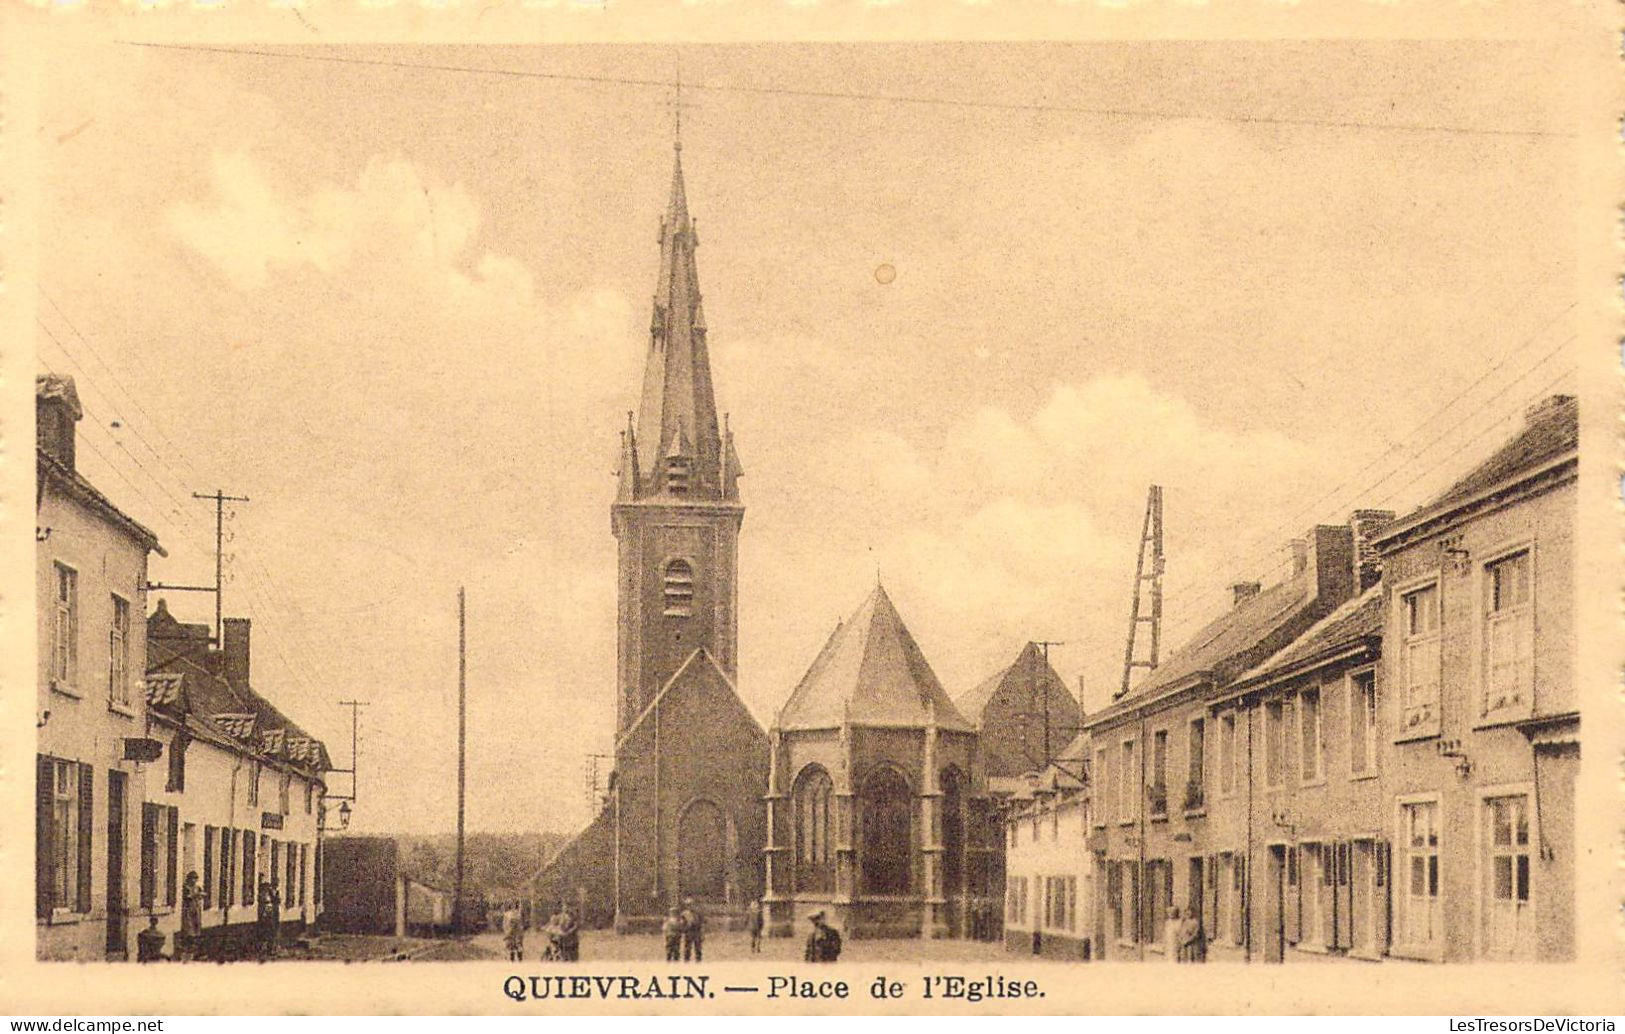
left=1370, top=395, right=1578, bottom=963
left=35, top=374, right=165, bottom=961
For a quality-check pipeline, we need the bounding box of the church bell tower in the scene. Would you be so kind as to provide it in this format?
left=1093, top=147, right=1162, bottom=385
left=611, top=136, right=744, bottom=739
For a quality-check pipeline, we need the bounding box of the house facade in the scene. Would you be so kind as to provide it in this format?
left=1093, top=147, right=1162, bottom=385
left=1371, top=395, right=1578, bottom=963
left=35, top=374, right=164, bottom=961
left=1001, top=734, right=1093, bottom=960
left=1082, top=523, right=1358, bottom=961
left=144, top=607, right=328, bottom=957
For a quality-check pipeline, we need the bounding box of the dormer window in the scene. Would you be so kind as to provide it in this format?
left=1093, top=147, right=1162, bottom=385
left=665, top=456, right=692, bottom=495
left=663, top=559, right=694, bottom=618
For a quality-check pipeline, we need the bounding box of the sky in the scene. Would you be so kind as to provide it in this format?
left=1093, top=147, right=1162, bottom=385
left=34, top=39, right=1578, bottom=836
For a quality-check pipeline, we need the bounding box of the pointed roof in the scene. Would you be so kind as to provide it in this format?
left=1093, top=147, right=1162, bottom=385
left=777, top=584, right=973, bottom=733
left=955, top=640, right=1077, bottom=723
left=630, top=143, right=726, bottom=499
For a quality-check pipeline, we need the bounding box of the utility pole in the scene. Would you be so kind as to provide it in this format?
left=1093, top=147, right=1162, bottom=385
left=148, top=489, right=248, bottom=645
left=1030, top=640, right=1066, bottom=769
left=454, top=587, right=467, bottom=935
left=1117, top=485, right=1165, bottom=700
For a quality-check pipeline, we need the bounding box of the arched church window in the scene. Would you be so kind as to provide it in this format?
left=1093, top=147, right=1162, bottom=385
left=662, top=559, right=694, bottom=618
left=793, top=765, right=834, bottom=894
left=940, top=766, right=965, bottom=898
left=860, top=766, right=913, bottom=896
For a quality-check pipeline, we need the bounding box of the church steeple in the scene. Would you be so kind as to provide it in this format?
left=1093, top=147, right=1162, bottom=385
left=625, top=140, right=731, bottom=502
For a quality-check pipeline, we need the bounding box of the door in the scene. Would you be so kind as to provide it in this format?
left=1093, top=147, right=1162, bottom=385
left=106, top=770, right=127, bottom=958
left=677, top=799, right=727, bottom=902
left=1186, top=856, right=1204, bottom=954
left=1266, top=845, right=1286, bottom=963
left=1484, top=795, right=1533, bottom=959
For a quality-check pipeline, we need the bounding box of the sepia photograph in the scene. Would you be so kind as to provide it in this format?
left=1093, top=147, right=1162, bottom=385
left=3, top=6, right=1620, bottom=1017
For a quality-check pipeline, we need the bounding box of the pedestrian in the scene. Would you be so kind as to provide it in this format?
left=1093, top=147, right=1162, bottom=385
left=178, top=871, right=203, bottom=961
left=557, top=903, right=580, bottom=963
left=136, top=915, right=166, bottom=963
left=678, top=897, right=703, bottom=962
left=256, top=878, right=281, bottom=960
left=662, top=906, right=684, bottom=962
left=803, top=911, right=841, bottom=963
left=746, top=898, right=764, bottom=954
left=541, top=907, right=563, bottom=962
left=1164, top=907, right=1182, bottom=962
left=1179, top=908, right=1204, bottom=963
left=502, top=905, right=525, bottom=962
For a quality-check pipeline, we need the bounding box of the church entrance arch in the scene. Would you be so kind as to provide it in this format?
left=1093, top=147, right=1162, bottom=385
left=860, top=766, right=914, bottom=896
left=678, top=798, right=728, bottom=902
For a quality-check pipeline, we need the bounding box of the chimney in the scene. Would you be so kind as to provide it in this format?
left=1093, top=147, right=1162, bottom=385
left=1348, top=509, right=1397, bottom=591
left=1288, top=538, right=1309, bottom=576
left=35, top=374, right=83, bottom=471
left=1230, top=581, right=1262, bottom=606
left=222, top=617, right=252, bottom=690
left=1303, top=524, right=1356, bottom=609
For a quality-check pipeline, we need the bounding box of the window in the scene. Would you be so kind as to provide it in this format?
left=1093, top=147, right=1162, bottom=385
left=1149, top=730, right=1168, bottom=818
left=304, top=782, right=313, bottom=815
left=1401, top=584, right=1441, bottom=733
left=140, top=802, right=178, bottom=910
left=219, top=828, right=235, bottom=907
left=298, top=844, right=309, bottom=909
left=1185, top=718, right=1206, bottom=811
left=1484, top=552, right=1534, bottom=718
left=1006, top=876, right=1028, bottom=926
left=665, top=455, right=692, bottom=495
left=1299, top=689, right=1322, bottom=783
left=662, top=559, right=694, bottom=618
left=1399, top=800, right=1441, bottom=950
left=1119, top=740, right=1136, bottom=823
left=1043, top=875, right=1078, bottom=932
left=1264, top=703, right=1283, bottom=788
left=182, top=822, right=197, bottom=884
left=1219, top=713, right=1236, bottom=796
left=166, top=732, right=187, bottom=793
left=248, top=762, right=261, bottom=806
left=1483, top=794, right=1533, bottom=959
left=859, top=767, right=912, bottom=895
left=51, top=563, right=79, bottom=688
left=279, top=771, right=292, bottom=816
left=108, top=594, right=130, bottom=707
left=36, top=757, right=91, bottom=916
left=284, top=841, right=296, bottom=903
left=1114, top=861, right=1140, bottom=944
left=1350, top=672, right=1377, bottom=776
left=793, top=766, right=835, bottom=893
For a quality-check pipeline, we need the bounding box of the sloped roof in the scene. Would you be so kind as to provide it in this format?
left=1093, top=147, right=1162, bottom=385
left=777, top=584, right=972, bottom=733
left=1380, top=395, right=1577, bottom=539
left=1124, top=573, right=1310, bottom=702
left=955, top=641, right=1077, bottom=724
left=1231, top=585, right=1383, bottom=689
left=618, top=645, right=766, bottom=750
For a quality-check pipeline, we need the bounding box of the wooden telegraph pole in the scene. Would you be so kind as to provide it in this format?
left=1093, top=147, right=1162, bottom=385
left=454, top=587, right=467, bottom=934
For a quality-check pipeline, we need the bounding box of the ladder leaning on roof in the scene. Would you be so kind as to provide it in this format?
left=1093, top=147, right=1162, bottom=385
left=1116, top=485, right=1165, bottom=701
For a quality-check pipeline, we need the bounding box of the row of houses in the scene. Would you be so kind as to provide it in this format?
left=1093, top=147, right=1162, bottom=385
left=34, top=374, right=332, bottom=961
left=1001, top=394, right=1579, bottom=964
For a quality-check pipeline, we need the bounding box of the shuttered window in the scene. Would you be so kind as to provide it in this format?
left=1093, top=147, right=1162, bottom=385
left=202, top=825, right=215, bottom=910
left=76, top=765, right=93, bottom=913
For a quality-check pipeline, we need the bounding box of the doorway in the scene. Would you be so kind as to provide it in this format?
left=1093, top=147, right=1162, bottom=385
left=106, top=770, right=127, bottom=959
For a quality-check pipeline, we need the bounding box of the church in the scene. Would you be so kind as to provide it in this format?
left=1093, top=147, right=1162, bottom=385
left=532, top=136, right=1022, bottom=940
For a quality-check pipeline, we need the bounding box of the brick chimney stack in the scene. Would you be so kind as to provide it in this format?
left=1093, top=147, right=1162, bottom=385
left=35, top=374, right=83, bottom=471
left=1348, top=509, right=1397, bottom=592
left=222, top=617, right=252, bottom=690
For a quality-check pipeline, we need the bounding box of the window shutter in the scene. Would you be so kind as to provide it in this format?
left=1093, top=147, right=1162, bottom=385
left=139, top=803, right=157, bottom=909
left=165, top=807, right=179, bottom=907
left=1285, top=847, right=1300, bottom=944
left=202, top=826, right=214, bottom=910
left=1336, top=843, right=1354, bottom=950
left=36, top=756, right=54, bottom=919
left=76, top=764, right=93, bottom=913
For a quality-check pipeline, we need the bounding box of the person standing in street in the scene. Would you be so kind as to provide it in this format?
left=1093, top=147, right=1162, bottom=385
left=679, top=898, right=703, bottom=962
left=256, top=878, right=281, bottom=960
left=557, top=903, right=580, bottom=962
left=662, top=907, right=684, bottom=962
left=179, top=871, right=204, bottom=961
left=804, top=911, right=841, bottom=963
left=746, top=898, right=764, bottom=955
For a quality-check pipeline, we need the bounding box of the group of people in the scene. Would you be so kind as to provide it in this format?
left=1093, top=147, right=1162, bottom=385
left=1163, top=907, right=1207, bottom=963
left=661, top=899, right=709, bottom=961
left=141, top=870, right=286, bottom=963
left=503, top=903, right=580, bottom=962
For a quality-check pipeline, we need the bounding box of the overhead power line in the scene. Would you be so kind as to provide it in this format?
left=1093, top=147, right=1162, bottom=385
left=115, top=41, right=1574, bottom=140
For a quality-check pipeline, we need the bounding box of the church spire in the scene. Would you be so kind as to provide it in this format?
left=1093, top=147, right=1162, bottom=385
left=629, top=132, right=730, bottom=501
